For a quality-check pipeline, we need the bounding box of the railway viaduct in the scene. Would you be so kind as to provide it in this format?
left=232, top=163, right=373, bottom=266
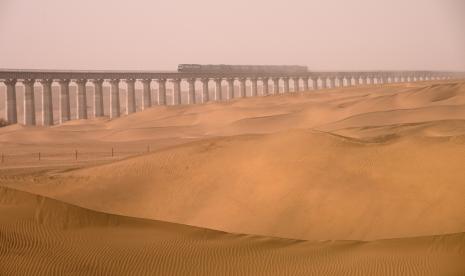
left=0, top=69, right=464, bottom=126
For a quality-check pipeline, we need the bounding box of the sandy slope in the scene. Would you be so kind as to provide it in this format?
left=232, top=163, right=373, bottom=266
left=1, top=186, right=465, bottom=276
left=1, top=81, right=464, bottom=169
left=3, top=127, right=465, bottom=241
left=2, top=81, right=465, bottom=274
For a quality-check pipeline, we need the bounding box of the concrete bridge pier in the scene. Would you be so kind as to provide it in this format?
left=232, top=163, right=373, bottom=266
left=58, top=79, right=70, bottom=122
left=239, top=78, right=246, bottom=97
left=93, top=79, right=104, bottom=117
left=273, top=78, right=280, bottom=94
left=172, top=79, right=182, bottom=105
left=4, top=79, right=17, bottom=124
left=157, top=79, right=167, bottom=105
left=201, top=78, right=209, bottom=103
left=141, top=79, right=152, bottom=110
left=361, top=76, right=367, bottom=85
left=283, top=77, right=290, bottom=93
left=339, top=77, right=345, bottom=87
left=23, top=79, right=36, bottom=125
left=262, top=78, right=269, bottom=95
left=109, top=79, right=120, bottom=118
left=227, top=78, right=234, bottom=100
left=302, top=77, right=309, bottom=91
left=329, top=77, right=336, bottom=88
left=321, top=77, right=328, bottom=89
left=76, top=79, right=88, bottom=119
left=346, top=76, right=352, bottom=87
left=251, top=78, right=258, bottom=97
left=311, top=78, right=318, bottom=90
left=41, top=79, right=54, bottom=126
left=126, top=79, right=136, bottom=114
left=368, top=75, right=373, bottom=84
left=380, top=76, right=386, bottom=84
left=188, top=78, right=196, bottom=104
left=215, top=78, right=222, bottom=101
left=293, top=77, right=300, bottom=92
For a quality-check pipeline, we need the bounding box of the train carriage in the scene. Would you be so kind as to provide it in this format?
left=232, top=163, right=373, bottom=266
left=178, top=64, right=308, bottom=74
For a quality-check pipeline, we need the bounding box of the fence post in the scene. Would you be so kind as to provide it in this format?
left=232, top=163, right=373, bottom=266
left=1, top=153, right=3, bottom=163
left=111, top=147, right=114, bottom=157
left=38, top=152, right=41, bottom=161
left=75, top=150, right=78, bottom=160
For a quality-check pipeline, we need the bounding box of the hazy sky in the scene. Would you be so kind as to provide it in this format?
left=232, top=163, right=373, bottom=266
left=1, top=0, right=464, bottom=71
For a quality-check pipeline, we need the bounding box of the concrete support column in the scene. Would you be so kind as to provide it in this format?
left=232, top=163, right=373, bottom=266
left=92, top=79, right=104, bottom=117
left=346, top=76, right=352, bottom=87
left=157, top=79, right=167, bottom=105
left=251, top=78, right=258, bottom=97
left=4, top=79, right=18, bottom=124
left=321, top=77, right=327, bottom=89
left=302, top=77, right=309, bottom=91
left=312, top=78, right=318, bottom=90
left=262, top=78, right=269, bottom=96
left=339, top=77, right=345, bottom=87
left=215, top=78, right=222, bottom=101
left=227, top=78, right=234, bottom=100
left=76, top=79, right=88, bottom=119
left=239, top=78, right=246, bottom=97
left=273, top=78, right=280, bottom=94
left=201, top=78, right=209, bottom=103
left=172, top=79, right=182, bottom=105
left=187, top=78, right=196, bottom=104
left=361, top=76, right=367, bottom=85
left=283, top=77, right=290, bottom=93
left=109, top=79, right=120, bottom=118
left=292, top=77, right=300, bottom=92
left=23, top=79, right=36, bottom=125
left=140, top=79, right=151, bottom=109
left=58, top=79, right=70, bottom=123
left=126, top=79, right=136, bottom=114
left=330, top=77, right=336, bottom=88
left=40, top=79, right=54, bottom=126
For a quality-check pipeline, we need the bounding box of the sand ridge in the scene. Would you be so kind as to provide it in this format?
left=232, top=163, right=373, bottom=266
left=3, top=125, right=465, bottom=241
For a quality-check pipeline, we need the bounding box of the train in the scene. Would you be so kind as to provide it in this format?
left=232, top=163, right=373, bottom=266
left=177, top=64, right=308, bottom=74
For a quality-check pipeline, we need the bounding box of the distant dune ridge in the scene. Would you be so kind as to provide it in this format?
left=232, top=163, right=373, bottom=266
left=1, top=81, right=465, bottom=274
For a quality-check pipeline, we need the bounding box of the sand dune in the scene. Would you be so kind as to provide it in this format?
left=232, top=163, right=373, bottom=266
left=4, top=126, right=465, bottom=241
left=2, top=81, right=465, bottom=274
left=1, top=186, right=465, bottom=276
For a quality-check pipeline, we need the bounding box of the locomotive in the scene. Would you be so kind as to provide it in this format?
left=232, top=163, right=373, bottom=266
left=177, top=64, right=308, bottom=74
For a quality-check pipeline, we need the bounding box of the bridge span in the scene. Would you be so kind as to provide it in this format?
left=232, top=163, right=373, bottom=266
left=1, top=69, right=464, bottom=126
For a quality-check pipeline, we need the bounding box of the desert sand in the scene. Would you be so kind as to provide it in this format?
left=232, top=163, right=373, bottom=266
left=1, top=80, right=465, bottom=275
